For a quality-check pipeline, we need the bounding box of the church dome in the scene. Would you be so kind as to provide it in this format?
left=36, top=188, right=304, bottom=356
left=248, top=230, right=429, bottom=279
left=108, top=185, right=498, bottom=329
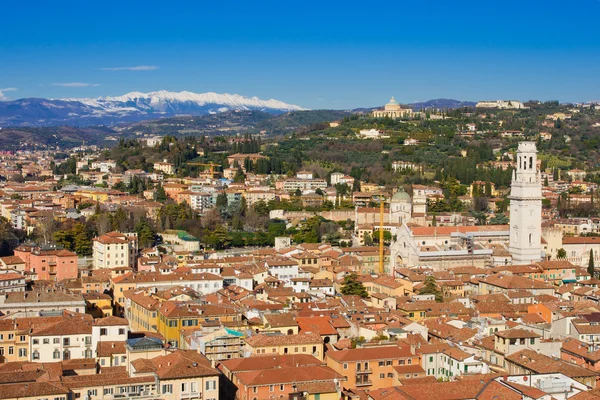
left=391, top=188, right=411, bottom=203
left=384, top=96, right=402, bottom=112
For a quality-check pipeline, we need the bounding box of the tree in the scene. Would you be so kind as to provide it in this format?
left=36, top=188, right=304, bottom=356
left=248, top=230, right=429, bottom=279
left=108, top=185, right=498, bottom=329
left=36, top=211, right=57, bottom=245
left=156, top=184, right=167, bottom=202
left=339, top=273, right=368, bottom=298
left=135, top=220, right=156, bottom=249
left=216, top=193, right=228, bottom=208
left=557, top=248, right=567, bottom=259
left=489, top=213, right=509, bottom=225
left=589, top=249, right=595, bottom=278
left=233, top=167, right=246, bottom=183
left=205, top=225, right=230, bottom=250
left=419, top=275, right=443, bottom=303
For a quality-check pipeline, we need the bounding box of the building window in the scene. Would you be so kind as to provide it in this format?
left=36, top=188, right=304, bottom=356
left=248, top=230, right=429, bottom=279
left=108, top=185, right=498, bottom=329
left=269, top=385, right=274, bottom=392
left=18, top=348, right=26, bottom=357
left=388, top=373, right=394, bottom=378
left=63, top=338, right=70, bottom=346
left=379, top=373, right=385, bottom=378
left=118, top=328, right=125, bottom=335
left=53, top=349, right=60, bottom=359
left=32, top=350, right=40, bottom=360
left=100, top=328, right=107, bottom=336
left=43, top=338, right=50, bottom=344
left=162, top=384, right=173, bottom=394
left=63, top=350, right=70, bottom=360
left=54, top=338, right=59, bottom=344
left=205, top=380, right=216, bottom=391
left=343, top=363, right=348, bottom=370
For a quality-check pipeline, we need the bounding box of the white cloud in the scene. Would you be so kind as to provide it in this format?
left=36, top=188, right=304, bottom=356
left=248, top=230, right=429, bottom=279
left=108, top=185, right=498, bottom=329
left=52, top=82, right=100, bottom=87
left=99, top=65, right=159, bottom=71
left=0, top=87, right=17, bottom=101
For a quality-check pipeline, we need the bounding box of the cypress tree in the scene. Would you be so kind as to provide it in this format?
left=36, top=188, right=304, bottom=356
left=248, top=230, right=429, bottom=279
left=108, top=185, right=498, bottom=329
left=589, top=249, right=595, bottom=278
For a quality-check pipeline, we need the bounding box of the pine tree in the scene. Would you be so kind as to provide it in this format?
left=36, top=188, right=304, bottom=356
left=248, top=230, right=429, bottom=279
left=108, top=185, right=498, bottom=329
left=156, top=184, right=167, bottom=202
left=589, top=249, right=595, bottom=278
left=339, top=274, right=368, bottom=298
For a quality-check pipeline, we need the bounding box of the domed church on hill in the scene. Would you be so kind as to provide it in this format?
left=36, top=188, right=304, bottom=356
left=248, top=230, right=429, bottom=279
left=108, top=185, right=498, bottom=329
left=372, top=97, right=413, bottom=119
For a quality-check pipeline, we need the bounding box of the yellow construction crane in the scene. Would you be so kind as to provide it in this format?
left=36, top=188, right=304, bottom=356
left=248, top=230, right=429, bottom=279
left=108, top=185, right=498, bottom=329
left=187, top=162, right=221, bottom=176
left=379, top=196, right=385, bottom=274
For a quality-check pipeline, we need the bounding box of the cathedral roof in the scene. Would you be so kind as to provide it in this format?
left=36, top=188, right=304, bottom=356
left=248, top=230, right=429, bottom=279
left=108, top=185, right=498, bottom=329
left=391, top=188, right=411, bottom=203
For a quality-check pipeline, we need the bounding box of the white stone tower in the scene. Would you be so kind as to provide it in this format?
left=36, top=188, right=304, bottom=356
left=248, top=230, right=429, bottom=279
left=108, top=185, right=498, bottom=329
left=508, top=141, right=543, bottom=265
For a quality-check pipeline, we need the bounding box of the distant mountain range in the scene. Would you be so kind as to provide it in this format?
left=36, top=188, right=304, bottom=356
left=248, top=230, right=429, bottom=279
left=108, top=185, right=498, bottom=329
left=0, top=91, right=477, bottom=127
left=0, top=90, right=305, bottom=127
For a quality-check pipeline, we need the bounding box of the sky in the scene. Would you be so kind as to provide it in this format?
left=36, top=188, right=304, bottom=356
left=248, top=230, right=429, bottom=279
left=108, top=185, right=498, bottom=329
left=1, top=0, right=599, bottom=109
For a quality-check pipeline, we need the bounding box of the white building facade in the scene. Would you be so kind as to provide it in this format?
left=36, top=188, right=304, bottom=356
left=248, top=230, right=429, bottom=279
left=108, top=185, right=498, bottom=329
left=508, top=142, right=543, bottom=265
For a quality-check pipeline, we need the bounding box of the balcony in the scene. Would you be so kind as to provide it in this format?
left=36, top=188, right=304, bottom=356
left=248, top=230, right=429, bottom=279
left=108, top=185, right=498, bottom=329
left=179, top=392, right=202, bottom=400
left=355, top=368, right=372, bottom=374
left=113, top=392, right=157, bottom=399
left=355, top=379, right=372, bottom=387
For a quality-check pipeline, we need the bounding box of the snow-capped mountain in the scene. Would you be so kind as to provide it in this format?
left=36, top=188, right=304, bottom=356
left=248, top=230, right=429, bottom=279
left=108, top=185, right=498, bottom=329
left=0, top=90, right=305, bottom=127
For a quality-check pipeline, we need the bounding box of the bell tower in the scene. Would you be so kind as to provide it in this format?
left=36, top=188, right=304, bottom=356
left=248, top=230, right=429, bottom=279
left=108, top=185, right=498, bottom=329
left=508, top=141, right=543, bottom=264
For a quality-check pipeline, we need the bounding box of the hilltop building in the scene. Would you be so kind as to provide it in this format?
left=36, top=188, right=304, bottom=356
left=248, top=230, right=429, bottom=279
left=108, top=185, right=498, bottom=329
left=476, top=100, right=525, bottom=109
left=372, top=97, right=413, bottom=119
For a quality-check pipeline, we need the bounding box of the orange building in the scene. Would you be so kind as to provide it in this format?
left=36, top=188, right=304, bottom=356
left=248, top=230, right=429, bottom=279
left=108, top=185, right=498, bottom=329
left=162, top=183, right=189, bottom=199
left=326, top=345, right=421, bottom=390
left=13, top=245, right=78, bottom=281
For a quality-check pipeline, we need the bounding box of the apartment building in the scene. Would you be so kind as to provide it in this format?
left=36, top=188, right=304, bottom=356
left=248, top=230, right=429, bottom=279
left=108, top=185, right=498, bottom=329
left=93, top=231, right=138, bottom=269
left=13, top=245, right=78, bottom=281
left=326, top=345, right=421, bottom=390
left=0, top=289, right=86, bottom=316
left=244, top=333, right=324, bottom=360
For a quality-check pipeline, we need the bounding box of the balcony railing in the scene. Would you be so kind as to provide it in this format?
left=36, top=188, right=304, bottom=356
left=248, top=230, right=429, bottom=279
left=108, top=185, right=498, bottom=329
left=355, top=368, right=372, bottom=374
left=355, top=379, right=372, bottom=387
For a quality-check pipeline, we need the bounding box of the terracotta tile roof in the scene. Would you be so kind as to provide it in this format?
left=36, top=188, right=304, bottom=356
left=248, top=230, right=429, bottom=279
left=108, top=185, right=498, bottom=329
left=442, top=347, right=472, bottom=361
left=480, top=275, right=554, bottom=290
left=92, top=316, right=128, bottom=326
left=393, top=364, right=426, bottom=374
left=410, top=225, right=509, bottom=236
left=507, top=349, right=600, bottom=378
left=375, top=380, right=487, bottom=400
left=30, top=315, right=92, bottom=336
left=219, top=354, right=323, bottom=373
left=245, top=333, right=322, bottom=347
left=326, top=345, right=412, bottom=362
left=561, top=338, right=600, bottom=364
left=495, top=328, right=540, bottom=339
left=61, top=369, right=154, bottom=389
left=235, top=365, right=343, bottom=386
left=0, top=382, right=69, bottom=399
left=96, top=341, right=126, bottom=357
left=150, top=350, right=218, bottom=379
left=296, top=316, right=338, bottom=336
left=264, top=313, right=298, bottom=328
